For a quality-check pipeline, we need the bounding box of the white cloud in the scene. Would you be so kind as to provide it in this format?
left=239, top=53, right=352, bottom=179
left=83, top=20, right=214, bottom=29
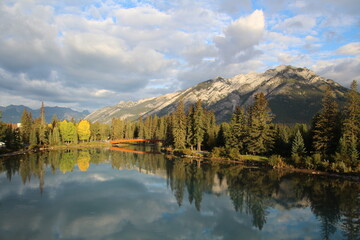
left=336, top=42, right=360, bottom=56
left=214, top=9, right=265, bottom=63
left=0, top=0, right=359, bottom=111
left=313, top=56, right=360, bottom=87
left=274, top=14, right=316, bottom=34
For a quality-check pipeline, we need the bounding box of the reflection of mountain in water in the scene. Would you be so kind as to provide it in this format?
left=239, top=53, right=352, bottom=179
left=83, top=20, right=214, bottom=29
left=0, top=148, right=359, bottom=239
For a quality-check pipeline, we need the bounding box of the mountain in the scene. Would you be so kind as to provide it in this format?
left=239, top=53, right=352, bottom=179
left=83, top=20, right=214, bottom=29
left=0, top=105, right=90, bottom=123
left=85, top=65, right=349, bottom=124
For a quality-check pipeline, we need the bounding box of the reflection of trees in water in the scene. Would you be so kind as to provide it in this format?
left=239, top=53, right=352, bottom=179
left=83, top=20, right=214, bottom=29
left=340, top=183, right=360, bottom=240
left=0, top=150, right=359, bottom=238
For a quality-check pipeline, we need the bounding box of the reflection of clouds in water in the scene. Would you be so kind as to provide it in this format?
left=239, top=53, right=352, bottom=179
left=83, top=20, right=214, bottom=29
left=0, top=165, right=265, bottom=240
left=0, top=161, right=350, bottom=240
left=262, top=208, right=320, bottom=240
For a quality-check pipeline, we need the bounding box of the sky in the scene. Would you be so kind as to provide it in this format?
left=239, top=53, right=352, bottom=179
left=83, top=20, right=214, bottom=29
left=0, top=0, right=359, bottom=112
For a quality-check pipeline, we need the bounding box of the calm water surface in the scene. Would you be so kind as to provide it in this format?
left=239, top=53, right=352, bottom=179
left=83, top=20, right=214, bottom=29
left=0, top=146, right=359, bottom=240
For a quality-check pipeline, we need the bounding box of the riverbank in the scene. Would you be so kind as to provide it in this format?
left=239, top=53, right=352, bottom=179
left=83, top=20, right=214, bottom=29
left=0, top=141, right=111, bottom=158
left=162, top=148, right=360, bottom=182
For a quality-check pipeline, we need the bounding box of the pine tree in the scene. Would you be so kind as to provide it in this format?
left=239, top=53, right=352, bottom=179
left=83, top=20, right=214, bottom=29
left=342, top=80, right=360, bottom=154
left=226, top=106, right=247, bottom=152
left=216, top=122, right=230, bottom=147
left=203, top=111, right=217, bottom=150
left=51, top=114, right=58, bottom=129
left=186, top=105, right=195, bottom=150
left=172, top=100, right=187, bottom=149
left=193, top=100, right=205, bottom=151
left=38, top=124, right=48, bottom=146
left=136, top=117, right=144, bottom=139
left=349, top=135, right=359, bottom=163
left=291, top=130, right=306, bottom=156
left=40, top=101, right=46, bottom=125
left=29, top=127, right=38, bottom=148
left=20, top=108, right=32, bottom=145
left=52, top=126, right=61, bottom=145
left=246, top=93, right=275, bottom=155
left=111, top=118, right=125, bottom=140
left=312, top=86, right=341, bottom=155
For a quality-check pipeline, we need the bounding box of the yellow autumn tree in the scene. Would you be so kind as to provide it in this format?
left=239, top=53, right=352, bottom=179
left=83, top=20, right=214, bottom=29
left=77, top=120, right=91, bottom=142
left=77, top=151, right=90, bottom=172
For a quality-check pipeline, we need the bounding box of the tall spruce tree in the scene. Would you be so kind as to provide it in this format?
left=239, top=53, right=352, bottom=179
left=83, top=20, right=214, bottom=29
left=186, top=105, right=195, bottom=150
left=38, top=124, right=48, bottom=146
left=51, top=114, right=58, bottom=129
left=312, top=86, right=341, bottom=155
left=226, top=106, right=247, bottom=152
left=203, top=111, right=217, bottom=150
left=291, top=130, right=306, bottom=156
left=29, top=127, right=38, bottom=148
left=342, top=80, right=360, bottom=159
left=246, top=93, right=274, bottom=155
left=20, top=108, right=32, bottom=145
left=193, top=100, right=205, bottom=151
left=40, top=102, right=46, bottom=125
left=172, top=100, right=187, bottom=149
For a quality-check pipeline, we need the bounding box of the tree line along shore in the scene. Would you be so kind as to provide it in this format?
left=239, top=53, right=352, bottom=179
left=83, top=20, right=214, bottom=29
left=1, top=81, right=359, bottom=174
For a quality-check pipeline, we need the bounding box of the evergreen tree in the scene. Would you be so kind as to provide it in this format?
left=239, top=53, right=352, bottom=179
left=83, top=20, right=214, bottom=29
left=90, top=122, right=101, bottom=141
left=4, top=127, right=21, bottom=150
left=193, top=100, right=205, bottom=151
left=99, top=123, right=110, bottom=140
left=203, top=111, right=217, bottom=150
left=216, top=122, right=230, bottom=147
left=40, top=101, right=46, bottom=125
left=291, top=130, right=306, bottom=156
left=52, top=126, right=61, bottom=145
left=342, top=80, right=360, bottom=156
left=29, top=127, right=38, bottom=148
left=246, top=93, right=275, bottom=155
left=273, top=124, right=291, bottom=156
left=172, top=100, right=187, bottom=149
left=136, top=117, right=144, bottom=139
left=51, top=114, right=59, bottom=129
left=111, top=118, right=123, bottom=140
left=20, top=108, right=32, bottom=145
left=349, top=135, right=359, bottom=163
left=226, top=106, right=247, bottom=153
left=38, top=124, right=48, bottom=146
left=156, top=116, right=167, bottom=140
left=186, top=105, right=195, bottom=150
left=312, top=87, right=341, bottom=155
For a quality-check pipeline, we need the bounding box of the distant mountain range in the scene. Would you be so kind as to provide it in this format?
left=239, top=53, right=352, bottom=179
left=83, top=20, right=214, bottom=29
left=85, top=65, right=349, bottom=124
left=0, top=105, right=90, bottom=123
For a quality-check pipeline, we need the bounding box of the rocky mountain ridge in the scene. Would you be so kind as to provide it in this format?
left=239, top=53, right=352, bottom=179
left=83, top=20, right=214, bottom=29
left=85, top=65, right=348, bottom=124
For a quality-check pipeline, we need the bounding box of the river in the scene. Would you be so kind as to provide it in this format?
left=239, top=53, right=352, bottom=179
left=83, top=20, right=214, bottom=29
left=0, top=146, right=359, bottom=240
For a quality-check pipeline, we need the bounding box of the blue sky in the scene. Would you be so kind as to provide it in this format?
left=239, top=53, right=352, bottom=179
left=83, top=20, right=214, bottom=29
left=0, top=0, right=359, bottom=111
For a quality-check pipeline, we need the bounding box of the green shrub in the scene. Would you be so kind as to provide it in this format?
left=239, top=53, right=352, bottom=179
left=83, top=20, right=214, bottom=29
left=305, top=156, right=314, bottom=169
left=227, top=148, right=241, bottom=160
left=330, top=161, right=350, bottom=173
left=291, top=153, right=302, bottom=167
left=209, top=147, right=226, bottom=158
left=312, top=153, right=322, bottom=167
left=181, top=148, right=192, bottom=156
left=268, top=155, right=286, bottom=168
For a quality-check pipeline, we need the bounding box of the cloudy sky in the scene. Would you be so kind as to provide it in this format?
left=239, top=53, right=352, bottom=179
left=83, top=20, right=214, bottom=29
left=0, top=0, right=359, bottom=111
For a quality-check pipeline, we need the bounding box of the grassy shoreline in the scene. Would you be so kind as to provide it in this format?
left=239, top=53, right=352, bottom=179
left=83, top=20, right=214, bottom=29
left=2, top=144, right=359, bottom=181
